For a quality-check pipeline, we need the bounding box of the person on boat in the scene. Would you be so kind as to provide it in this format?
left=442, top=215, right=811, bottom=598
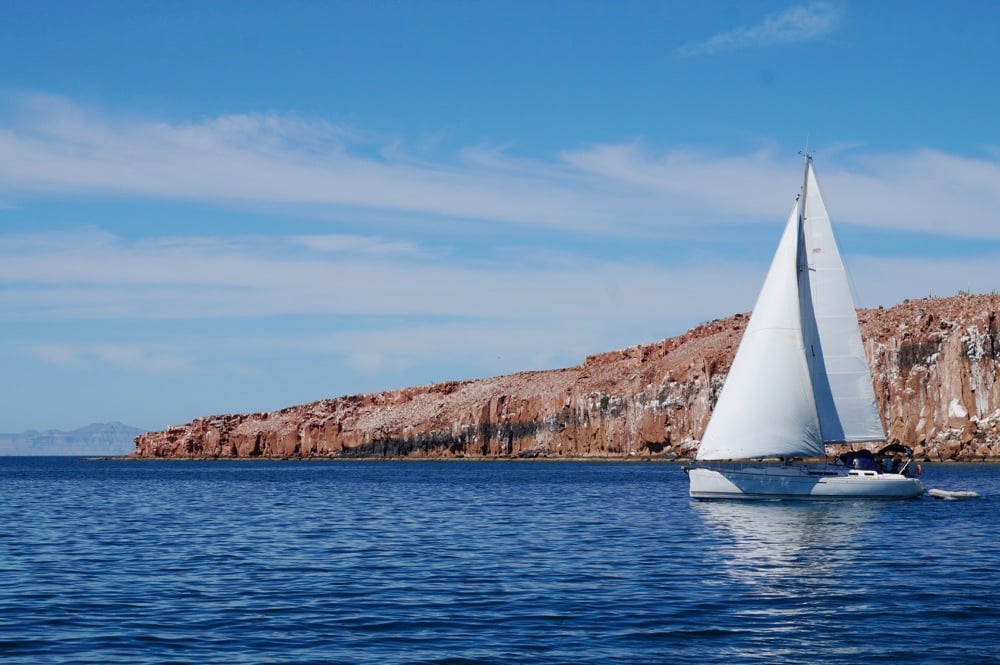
left=839, top=449, right=881, bottom=472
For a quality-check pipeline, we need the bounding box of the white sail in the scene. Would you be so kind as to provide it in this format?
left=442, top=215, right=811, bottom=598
left=696, top=203, right=824, bottom=461
left=801, top=164, right=886, bottom=443
left=688, top=157, right=925, bottom=499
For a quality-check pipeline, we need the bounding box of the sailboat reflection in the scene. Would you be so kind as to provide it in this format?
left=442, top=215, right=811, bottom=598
left=692, top=500, right=879, bottom=589
left=688, top=501, right=895, bottom=662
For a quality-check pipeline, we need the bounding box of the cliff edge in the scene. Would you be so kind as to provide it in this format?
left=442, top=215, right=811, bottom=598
left=134, top=293, right=1000, bottom=461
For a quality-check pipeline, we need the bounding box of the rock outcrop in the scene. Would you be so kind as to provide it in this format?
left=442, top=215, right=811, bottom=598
left=134, top=293, right=1000, bottom=461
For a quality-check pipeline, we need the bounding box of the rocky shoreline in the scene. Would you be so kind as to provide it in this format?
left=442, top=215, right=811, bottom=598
left=134, top=293, right=1000, bottom=462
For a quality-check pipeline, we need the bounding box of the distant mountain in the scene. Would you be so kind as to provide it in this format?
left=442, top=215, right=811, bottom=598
left=0, top=422, right=144, bottom=456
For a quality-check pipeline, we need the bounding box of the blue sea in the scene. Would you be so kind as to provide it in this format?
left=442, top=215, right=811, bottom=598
left=1, top=458, right=998, bottom=664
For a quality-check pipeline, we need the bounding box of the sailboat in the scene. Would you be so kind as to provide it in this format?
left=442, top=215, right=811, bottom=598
left=685, top=155, right=924, bottom=500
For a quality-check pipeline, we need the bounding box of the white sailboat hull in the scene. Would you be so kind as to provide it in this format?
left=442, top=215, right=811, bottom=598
left=687, top=465, right=925, bottom=500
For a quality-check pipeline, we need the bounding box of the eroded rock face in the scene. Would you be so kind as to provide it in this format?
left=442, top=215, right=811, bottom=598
left=134, top=294, right=1000, bottom=461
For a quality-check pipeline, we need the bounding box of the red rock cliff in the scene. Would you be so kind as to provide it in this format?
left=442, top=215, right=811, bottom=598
left=134, top=293, right=1000, bottom=461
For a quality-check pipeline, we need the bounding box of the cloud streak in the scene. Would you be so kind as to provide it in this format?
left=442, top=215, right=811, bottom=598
left=13, top=227, right=1000, bottom=389
left=5, top=222, right=999, bottom=332
left=0, top=227, right=760, bottom=322
left=25, top=343, right=196, bottom=373
left=0, top=93, right=614, bottom=232
left=677, top=2, right=841, bottom=57
left=3, top=93, right=1000, bottom=390
left=4, top=94, right=1000, bottom=239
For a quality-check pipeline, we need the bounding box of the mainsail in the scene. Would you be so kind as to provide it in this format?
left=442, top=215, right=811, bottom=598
left=696, top=157, right=881, bottom=461
left=696, top=201, right=824, bottom=461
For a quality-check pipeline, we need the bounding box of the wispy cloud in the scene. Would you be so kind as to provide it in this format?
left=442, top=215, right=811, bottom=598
left=24, top=343, right=195, bottom=373
left=846, top=254, right=1000, bottom=308
left=287, top=234, right=426, bottom=256
left=3, top=94, right=1000, bottom=239
left=0, top=93, right=614, bottom=232
left=5, top=221, right=999, bottom=328
left=677, top=2, right=841, bottom=57
left=0, top=228, right=760, bottom=323
left=24, top=344, right=87, bottom=368
left=564, top=145, right=1000, bottom=238
left=13, top=231, right=1000, bottom=385
left=3, top=225, right=766, bottom=383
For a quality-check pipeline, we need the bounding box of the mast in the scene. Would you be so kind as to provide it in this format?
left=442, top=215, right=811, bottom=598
left=796, top=150, right=825, bottom=441
left=796, top=150, right=813, bottom=296
left=799, top=151, right=811, bottom=221
left=797, top=151, right=813, bottom=304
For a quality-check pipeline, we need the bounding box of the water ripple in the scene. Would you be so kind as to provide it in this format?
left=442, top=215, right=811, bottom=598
left=0, top=459, right=998, bottom=663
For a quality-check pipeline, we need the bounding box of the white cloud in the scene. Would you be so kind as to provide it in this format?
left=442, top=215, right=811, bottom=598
left=24, top=344, right=87, bottom=368
left=288, top=234, right=425, bottom=256
left=561, top=145, right=1000, bottom=238
left=677, top=2, right=841, bottom=57
left=11, top=224, right=1000, bottom=396
left=90, top=345, right=196, bottom=373
left=817, top=150, right=1000, bottom=237
left=17, top=247, right=999, bottom=391
left=3, top=94, right=1000, bottom=239
left=0, top=94, right=613, bottom=232
left=559, top=144, right=790, bottom=220
left=24, top=342, right=195, bottom=373
left=0, top=228, right=761, bottom=323
left=845, top=255, right=1000, bottom=309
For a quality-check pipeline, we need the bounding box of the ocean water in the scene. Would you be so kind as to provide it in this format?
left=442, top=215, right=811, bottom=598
left=1, top=458, right=998, bottom=664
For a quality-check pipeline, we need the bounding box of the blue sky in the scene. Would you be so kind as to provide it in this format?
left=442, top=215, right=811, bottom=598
left=2, top=1, right=1000, bottom=433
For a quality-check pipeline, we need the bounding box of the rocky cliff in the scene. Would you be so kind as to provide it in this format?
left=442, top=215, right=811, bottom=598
left=134, top=293, right=1000, bottom=461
